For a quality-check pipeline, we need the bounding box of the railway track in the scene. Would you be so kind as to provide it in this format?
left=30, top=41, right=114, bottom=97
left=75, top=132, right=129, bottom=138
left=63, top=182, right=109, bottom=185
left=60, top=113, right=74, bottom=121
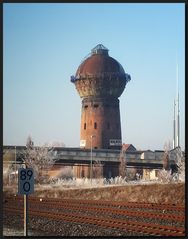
left=5, top=198, right=184, bottom=223
left=4, top=196, right=185, bottom=236
left=5, top=195, right=185, bottom=211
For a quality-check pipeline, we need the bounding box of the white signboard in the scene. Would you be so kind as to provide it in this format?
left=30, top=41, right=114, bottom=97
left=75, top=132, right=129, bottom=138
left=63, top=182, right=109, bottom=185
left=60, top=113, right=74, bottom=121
left=18, top=168, right=34, bottom=195
left=109, top=139, right=122, bottom=146
left=80, top=140, right=86, bottom=147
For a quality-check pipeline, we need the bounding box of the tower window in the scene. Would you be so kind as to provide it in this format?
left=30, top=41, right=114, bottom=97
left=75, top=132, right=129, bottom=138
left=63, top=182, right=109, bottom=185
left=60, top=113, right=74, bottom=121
left=84, top=105, right=88, bottom=109
left=94, top=122, right=97, bottom=129
left=84, top=123, right=86, bottom=130
left=94, top=104, right=99, bottom=108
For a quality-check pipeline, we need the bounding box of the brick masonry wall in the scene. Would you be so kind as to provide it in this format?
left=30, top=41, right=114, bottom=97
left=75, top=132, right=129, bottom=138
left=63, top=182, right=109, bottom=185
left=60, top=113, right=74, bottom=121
left=80, top=97, right=121, bottom=149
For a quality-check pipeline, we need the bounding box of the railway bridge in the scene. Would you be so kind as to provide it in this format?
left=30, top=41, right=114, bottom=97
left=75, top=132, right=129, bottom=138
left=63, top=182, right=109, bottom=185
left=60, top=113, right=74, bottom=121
left=52, top=147, right=164, bottom=178
left=4, top=146, right=178, bottom=179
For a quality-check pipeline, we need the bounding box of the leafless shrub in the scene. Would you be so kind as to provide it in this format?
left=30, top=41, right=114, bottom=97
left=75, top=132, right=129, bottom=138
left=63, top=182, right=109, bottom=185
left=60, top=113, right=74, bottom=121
left=174, top=147, right=185, bottom=182
left=107, top=176, right=127, bottom=185
left=157, top=169, right=173, bottom=183
left=158, top=146, right=185, bottom=183
left=3, top=149, right=16, bottom=186
left=126, top=168, right=137, bottom=181
left=3, top=165, right=12, bottom=186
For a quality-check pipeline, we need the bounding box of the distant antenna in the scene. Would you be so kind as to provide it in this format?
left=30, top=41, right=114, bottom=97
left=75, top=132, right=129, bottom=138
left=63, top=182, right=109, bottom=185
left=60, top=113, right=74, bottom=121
left=177, top=90, right=180, bottom=147
left=173, top=99, right=176, bottom=149
left=176, top=61, right=180, bottom=148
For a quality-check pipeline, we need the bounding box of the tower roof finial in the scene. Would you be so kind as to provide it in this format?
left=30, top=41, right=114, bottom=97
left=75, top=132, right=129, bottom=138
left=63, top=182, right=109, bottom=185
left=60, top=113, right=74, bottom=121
left=91, top=44, right=109, bottom=55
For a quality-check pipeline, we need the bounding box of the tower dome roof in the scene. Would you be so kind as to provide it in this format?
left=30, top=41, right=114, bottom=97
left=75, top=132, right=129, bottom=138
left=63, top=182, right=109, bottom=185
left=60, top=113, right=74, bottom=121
left=71, top=44, right=131, bottom=98
left=75, top=44, right=125, bottom=77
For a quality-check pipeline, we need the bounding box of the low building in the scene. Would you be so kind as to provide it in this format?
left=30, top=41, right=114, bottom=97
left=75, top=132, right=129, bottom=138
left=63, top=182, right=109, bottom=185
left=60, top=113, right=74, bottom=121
left=142, top=169, right=159, bottom=180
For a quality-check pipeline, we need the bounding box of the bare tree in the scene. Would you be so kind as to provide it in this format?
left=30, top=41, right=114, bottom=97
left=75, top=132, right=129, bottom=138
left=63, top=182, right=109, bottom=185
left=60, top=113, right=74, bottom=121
left=48, top=141, right=65, bottom=147
left=3, top=147, right=20, bottom=185
left=157, top=169, right=172, bottom=183
left=20, top=136, right=56, bottom=183
left=176, top=148, right=185, bottom=182
left=26, top=135, right=34, bottom=149
left=156, top=142, right=171, bottom=183
left=162, top=142, right=171, bottom=171
left=158, top=145, right=184, bottom=183
left=163, top=140, right=172, bottom=152
left=162, top=151, right=170, bottom=171
left=93, top=160, right=103, bottom=178
left=169, top=147, right=185, bottom=181
left=119, top=144, right=126, bottom=178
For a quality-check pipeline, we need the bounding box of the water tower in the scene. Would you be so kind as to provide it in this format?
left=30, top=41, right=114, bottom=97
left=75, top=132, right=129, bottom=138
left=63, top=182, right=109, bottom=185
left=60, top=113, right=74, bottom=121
left=71, top=44, right=131, bottom=149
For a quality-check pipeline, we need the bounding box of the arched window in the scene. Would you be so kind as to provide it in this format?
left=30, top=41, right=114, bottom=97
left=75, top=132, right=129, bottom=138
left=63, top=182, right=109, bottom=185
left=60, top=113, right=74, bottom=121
left=84, top=123, right=86, bottom=130
left=94, top=122, right=97, bottom=129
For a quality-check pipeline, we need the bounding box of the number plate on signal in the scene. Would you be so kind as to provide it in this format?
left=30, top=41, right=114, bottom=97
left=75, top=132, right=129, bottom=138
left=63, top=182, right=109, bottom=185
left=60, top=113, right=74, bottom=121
left=18, top=168, right=34, bottom=195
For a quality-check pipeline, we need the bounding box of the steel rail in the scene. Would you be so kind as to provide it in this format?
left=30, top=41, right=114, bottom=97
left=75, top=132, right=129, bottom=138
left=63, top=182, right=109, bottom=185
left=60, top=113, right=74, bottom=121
left=4, top=198, right=185, bottom=218
left=30, top=201, right=184, bottom=222
left=6, top=198, right=183, bottom=222
left=4, top=207, right=185, bottom=237
left=5, top=196, right=185, bottom=211
left=5, top=200, right=184, bottom=223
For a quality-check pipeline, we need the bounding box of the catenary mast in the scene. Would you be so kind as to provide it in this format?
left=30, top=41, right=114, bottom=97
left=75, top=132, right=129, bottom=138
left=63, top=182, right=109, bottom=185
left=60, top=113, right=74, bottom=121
left=176, top=63, right=180, bottom=147
left=173, top=62, right=180, bottom=149
left=173, top=99, right=176, bottom=149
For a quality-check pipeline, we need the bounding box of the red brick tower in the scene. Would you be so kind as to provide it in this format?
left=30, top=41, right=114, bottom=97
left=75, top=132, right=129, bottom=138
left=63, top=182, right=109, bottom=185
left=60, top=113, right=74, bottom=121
left=71, top=44, right=131, bottom=149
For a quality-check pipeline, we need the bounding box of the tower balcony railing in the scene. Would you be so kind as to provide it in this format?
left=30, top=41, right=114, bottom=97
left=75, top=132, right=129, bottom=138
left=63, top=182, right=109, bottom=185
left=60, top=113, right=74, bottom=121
left=70, top=72, right=131, bottom=83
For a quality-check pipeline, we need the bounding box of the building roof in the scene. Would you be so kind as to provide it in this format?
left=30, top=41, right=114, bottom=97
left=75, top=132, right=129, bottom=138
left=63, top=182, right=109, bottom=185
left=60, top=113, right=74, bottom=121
left=122, top=144, right=137, bottom=151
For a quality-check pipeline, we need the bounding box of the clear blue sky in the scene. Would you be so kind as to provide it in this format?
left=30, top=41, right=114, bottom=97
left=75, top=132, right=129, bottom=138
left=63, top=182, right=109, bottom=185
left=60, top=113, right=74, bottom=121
left=3, top=3, right=185, bottom=151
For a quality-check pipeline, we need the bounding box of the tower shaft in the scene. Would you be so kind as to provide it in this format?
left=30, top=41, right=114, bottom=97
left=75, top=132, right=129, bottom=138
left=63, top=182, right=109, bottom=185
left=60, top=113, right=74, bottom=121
left=80, top=97, right=122, bottom=149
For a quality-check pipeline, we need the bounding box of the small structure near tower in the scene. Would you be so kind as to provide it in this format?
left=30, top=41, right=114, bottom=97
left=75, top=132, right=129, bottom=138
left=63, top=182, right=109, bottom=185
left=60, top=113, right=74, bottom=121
left=71, top=44, right=131, bottom=150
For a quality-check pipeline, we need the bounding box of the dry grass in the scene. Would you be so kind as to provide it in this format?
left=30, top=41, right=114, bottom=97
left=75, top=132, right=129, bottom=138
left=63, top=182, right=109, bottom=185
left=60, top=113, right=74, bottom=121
left=4, top=182, right=185, bottom=204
